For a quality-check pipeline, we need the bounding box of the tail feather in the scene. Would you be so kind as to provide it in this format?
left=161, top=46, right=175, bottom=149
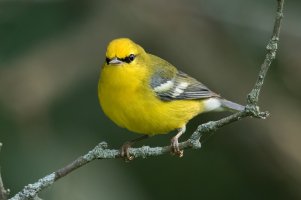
left=219, top=99, right=245, bottom=112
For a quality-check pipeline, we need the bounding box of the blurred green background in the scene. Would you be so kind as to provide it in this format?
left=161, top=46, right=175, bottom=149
left=1, top=0, right=301, bottom=199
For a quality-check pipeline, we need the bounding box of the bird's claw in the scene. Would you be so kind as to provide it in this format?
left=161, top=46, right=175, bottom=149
left=120, top=142, right=134, bottom=161
left=170, top=137, right=184, bottom=157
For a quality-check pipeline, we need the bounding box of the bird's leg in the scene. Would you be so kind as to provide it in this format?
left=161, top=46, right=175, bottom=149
left=170, top=125, right=186, bottom=157
left=121, top=135, right=150, bottom=161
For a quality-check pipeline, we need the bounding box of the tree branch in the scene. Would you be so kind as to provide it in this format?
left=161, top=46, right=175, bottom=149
left=0, top=172, right=7, bottom=200
left=8, top=0, right=285, bottom=199
left=0, top=143, right=9, bottom=200
left=247, top=0, right=284, bottom=105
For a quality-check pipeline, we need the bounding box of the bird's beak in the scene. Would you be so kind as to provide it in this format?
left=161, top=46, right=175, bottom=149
left=109, top=57, right=122, bottom=65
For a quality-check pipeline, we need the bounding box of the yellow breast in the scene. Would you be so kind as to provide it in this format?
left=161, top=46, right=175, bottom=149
left=98, top=64, right=204, bottom=135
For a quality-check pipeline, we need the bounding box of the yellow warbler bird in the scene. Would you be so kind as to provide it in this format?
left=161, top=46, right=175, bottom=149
left=98, top=38, right=244, bottom=160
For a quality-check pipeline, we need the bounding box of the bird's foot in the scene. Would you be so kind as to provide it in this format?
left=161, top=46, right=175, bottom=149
left=170, top=137, right=184, bottom=157
left=120, top=142, right=134, bottom=161
left=120, top=135, right=149, bottom=161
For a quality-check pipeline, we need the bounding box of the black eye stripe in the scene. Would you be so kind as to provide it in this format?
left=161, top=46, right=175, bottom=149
left=105, top=57, right=110, bottom=64
left=122, top=54, right=135, bottom=63
left=106, top=54, right=135, bottom=64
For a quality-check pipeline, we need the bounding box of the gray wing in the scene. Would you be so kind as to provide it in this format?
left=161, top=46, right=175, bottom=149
left=151, top=69, right=219, bottom=101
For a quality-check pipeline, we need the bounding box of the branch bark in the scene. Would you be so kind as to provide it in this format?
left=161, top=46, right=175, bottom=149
left=0, top=143, right=9, bottom=200
left=247, top=0, right=284, bottom=105
left=8, top=0, right=285, bottom=199
left=0, top=171, right=7, bottom=200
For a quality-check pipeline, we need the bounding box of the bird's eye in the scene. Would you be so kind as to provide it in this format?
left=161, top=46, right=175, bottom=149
left=123, top=54, right=135, bottom=63
left=129, top=54, right=135, bottom=61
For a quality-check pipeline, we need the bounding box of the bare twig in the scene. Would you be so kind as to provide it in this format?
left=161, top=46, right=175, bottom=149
left=0, top=171, right=7, bottom=200
left=0, top=143, right=9, bottom=200
left=247, top=0, right=284, bottom=105
left=9, top=0, right=285, bottom=199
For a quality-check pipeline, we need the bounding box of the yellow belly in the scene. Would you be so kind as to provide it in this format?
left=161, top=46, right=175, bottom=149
left=98, top=66, right=204, bottom=135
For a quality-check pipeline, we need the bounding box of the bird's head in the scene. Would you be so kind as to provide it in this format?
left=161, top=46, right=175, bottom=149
left=105, top=38, right=146, bottom=66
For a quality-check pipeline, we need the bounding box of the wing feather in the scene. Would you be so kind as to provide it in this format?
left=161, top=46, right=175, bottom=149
left=149, top=57, right=219, bottom=101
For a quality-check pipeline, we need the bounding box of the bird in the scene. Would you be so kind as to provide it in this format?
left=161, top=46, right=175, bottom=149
left=98, top=38, right=244, bottom=160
